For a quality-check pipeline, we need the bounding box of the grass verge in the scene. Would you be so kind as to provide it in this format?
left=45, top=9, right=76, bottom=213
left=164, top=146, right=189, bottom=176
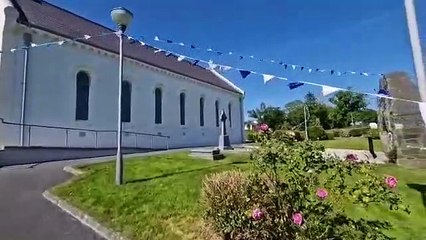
left=53, top=152, right=425, bottom=239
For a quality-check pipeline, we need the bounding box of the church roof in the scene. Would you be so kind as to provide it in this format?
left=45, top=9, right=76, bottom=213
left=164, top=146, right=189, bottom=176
left=10, top=0, right=243, bottom=94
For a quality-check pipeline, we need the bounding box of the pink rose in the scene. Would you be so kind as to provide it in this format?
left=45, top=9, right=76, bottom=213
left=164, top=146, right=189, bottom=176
left=316, top=188, right=328, bottom=200
left=292, top=212, right=303, bottom=226
left=345, top=153, right=358, bottom=161
left=385, top=176, right=398, bottom=188
left=252, top=208, right=264, bottom=221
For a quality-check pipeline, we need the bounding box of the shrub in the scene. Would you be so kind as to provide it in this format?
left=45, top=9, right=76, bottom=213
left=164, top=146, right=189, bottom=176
left=348, top=127, right=369, bottom=137
left=246, top=130, right=256, bottom=142
left=203, top=125, right=409, bottom=239
left=366, top=129, right=380, bottom=139
left=273, top=130, right=304, bottom=142
left=333, top=130, right=341, bottom=137
left=326, top=132, right=335, bottom=140
left=341, top=129, right=351, bottom=138
left=308, top=126, right=327, bottom=140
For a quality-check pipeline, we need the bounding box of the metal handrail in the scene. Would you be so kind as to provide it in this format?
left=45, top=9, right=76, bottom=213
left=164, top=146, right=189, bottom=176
left=0, top=118, right=169, bottom=138
left=0, top=118, right=170, bottom=149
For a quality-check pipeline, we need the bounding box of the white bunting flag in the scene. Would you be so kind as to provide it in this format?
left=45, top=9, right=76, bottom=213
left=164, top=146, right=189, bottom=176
left=228, top=52, right=233, bottom=55
left=308, top=68, right=313, bottom=73
left=263, top=74, right=275, bottom=84
left=322, top=85, right=341, bottom=96
left=178, top=42, right=185, bottom=46
left=250, top=55, right=255, bottom=59
left=30, top=43, right=38, bottom=47
left=84, top=34, right=92, bottom=40
left=177, top=55, right=186, bottom=62
left=291, top=65, right=297, bottom=70
left=270, top=60, right=275, bottom=63
left=154, top=36, right=160, bottom=41
left=208, top=60, right=218, bottom=69
left=154, top=49, right=162, bottom=54
left=207, top=48, right=213, bottom=52
left=350, top=71, right=356, bottom=74
left=362, top=72, right=369, bottom=76
left=219, top=65, right=232, bottom=72
left=139, top=41, right=146, bottom=46
left=57, top=41, right=65, bottom=46
left=10, top=48, right=16, bottom=52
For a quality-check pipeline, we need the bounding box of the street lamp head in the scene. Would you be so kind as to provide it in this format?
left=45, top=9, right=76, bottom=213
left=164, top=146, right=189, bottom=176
left=111, top=7, right=133, bottom=32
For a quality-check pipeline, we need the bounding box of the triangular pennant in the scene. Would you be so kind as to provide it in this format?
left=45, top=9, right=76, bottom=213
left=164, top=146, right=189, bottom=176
left=154, top=49, right=162, bottom=54
left=154, top=36, right=160, bottom=41
left=288, top=82, right=304, bottom=90
left=84, top=34, right=92, bottom=40
left=361, top=72, right=369, bottom=76
left=292, top=65, right=297, bottom=70
left=308, top=68, right=313, bottom=73
left=322, top=85, right=341, bottom=96
left=30, top=43, right=38, bottom=47
left=239, top=56, right=244, bottom=60
left=192, top=60, right=200, bottom=65
left=378, top=89, right=390, bottom=96
left=300, top=67, right=304, bottom=71
left=166, top=40, right=173, bottom=43
left=263, top=74, right=275, bottom=84
left=10, top=48, right=16, bottom=52
left=270, top=60, right=275, bottom=63
left=177, top=55, right=186, bottom=62
left=228, top=52, right=233, bottom=55
left=165, top=52, right=172, bottom=57
left=190, top=44, right=196, bottom=49
left=208, top=60, right=218, bottom=70
left=250, top=55, right=255, bottom=59
left=337, top=71, right=342, bottom=76
left=217, top=52, right=223, bottom=55
left=284, top=64, right=288, bottom=69
left=207, top=48, right=213, bottom=52
left=331, top=70, right=335, bottom=75
left=239, top=70, right=251, bottom=79
left=139, top=41, right=146, bottom=46
left=57, top=41, right=65, bottom=46
left=178, top=42, right=185, bottom=46
left=219, top=65, right=232, bottom=72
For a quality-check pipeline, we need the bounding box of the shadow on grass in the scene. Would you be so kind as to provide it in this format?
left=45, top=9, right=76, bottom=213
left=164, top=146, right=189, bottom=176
left=407, top=183, right=426, bottom=208
left=126, top=161, right=248, bottom=184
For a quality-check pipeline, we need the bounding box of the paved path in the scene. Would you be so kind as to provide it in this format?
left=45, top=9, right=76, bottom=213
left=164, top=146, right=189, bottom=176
left=0, top=150, right=179, bottom=240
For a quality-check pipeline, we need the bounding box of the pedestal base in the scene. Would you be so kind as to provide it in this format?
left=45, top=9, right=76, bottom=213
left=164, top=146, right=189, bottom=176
left=218, top=135, right=233, bottom=151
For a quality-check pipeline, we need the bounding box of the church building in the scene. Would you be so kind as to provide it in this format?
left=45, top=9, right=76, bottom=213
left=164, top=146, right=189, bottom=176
left=0, top=0, right=245, bottom=149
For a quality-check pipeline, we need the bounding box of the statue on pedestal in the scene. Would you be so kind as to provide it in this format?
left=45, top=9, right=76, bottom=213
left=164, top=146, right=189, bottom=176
left=218, top=110, right=233, bottom=150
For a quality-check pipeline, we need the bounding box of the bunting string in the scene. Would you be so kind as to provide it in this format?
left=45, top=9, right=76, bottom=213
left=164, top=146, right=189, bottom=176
left=151, top=35, right=386, bottom=78
left=9, top=32, right=118, bottom=52
left=6, top=30, right=425, bottom=106
left=145, top=44, right=424, bottom=105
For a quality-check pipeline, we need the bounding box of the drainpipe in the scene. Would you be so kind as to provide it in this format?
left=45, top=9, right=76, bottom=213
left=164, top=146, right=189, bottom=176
left=20, top=33, right=32, bottom=146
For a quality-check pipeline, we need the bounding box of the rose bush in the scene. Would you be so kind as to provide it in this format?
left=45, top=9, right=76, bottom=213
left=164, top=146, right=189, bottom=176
left=202, top=126, right=409, bottom=240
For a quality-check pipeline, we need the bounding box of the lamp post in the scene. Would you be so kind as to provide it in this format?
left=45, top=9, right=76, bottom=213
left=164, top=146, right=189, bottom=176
left=111, top=7, right=133, bottom=185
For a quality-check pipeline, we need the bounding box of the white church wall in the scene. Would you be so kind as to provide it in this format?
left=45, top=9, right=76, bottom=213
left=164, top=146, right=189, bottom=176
left=0, top=24, right=244, bottom=149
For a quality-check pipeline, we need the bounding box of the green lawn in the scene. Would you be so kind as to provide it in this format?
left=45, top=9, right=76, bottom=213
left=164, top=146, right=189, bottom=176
left=319, top=137, right=383, bottom=151
left=53, top=152, right=425, bottom=240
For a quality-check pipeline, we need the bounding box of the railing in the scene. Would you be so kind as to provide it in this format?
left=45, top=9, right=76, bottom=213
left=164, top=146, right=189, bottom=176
left=0, top=118, right=170, bottom=150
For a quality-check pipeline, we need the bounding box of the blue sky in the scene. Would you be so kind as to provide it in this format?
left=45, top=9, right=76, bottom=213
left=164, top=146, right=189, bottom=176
left=48, top=0, right=418, bottom=114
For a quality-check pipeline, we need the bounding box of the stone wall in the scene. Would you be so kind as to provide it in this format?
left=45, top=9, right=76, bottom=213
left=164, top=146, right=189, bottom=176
left=378, top=72, right=426, bottom=167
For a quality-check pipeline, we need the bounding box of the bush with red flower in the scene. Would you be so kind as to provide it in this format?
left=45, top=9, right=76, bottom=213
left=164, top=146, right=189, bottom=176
left=202, top=128, right=409, bottom=239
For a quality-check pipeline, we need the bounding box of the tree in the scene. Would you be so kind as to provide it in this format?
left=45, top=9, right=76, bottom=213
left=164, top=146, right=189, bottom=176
left=248, top=103, right=285, bottom=130
left=284, top=100, right=305, bottom=130
left=329, top=91, right=367, bottom=128
left=354, top=108, right=378, bottom=124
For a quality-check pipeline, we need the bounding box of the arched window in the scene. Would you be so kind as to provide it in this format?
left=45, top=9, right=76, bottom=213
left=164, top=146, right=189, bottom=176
left=180, top=92, right=186, bottom=125
left=155, top=88, right=162, bottom=124
left=228, top=102, right=232, bottom=128
left=200, top=97, right=205, bottom=127
left=75, top=71, right=90, bottom=120
left=215, top=100, right=219, bottom=127
left=122, top=81, right=131, bottom=123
